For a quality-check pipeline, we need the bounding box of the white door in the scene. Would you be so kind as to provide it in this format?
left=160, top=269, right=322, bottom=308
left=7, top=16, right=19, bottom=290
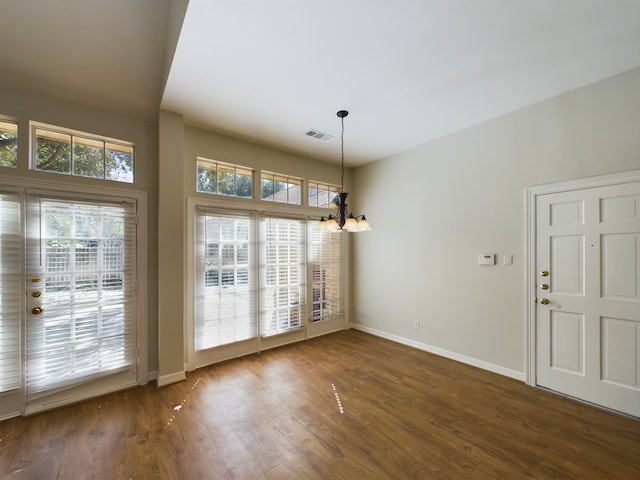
left=536, top=181, right=640, bottom=417
left=0, top=190, right=139, bottom=418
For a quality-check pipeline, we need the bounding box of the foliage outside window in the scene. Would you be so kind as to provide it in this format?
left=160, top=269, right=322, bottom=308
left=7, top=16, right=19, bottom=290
left=197, top=158, right=253, bottom=198
left=261, top=171, right=301, bottom=205
left=308, top=181, right=340, bottom=208
left=0, top=120, right=18, bottom=168
left=34, top=126, right=134, bottom=183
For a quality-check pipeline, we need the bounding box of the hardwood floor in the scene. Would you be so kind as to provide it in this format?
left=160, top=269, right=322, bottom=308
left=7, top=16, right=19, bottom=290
left=1, top=330, right=638, bottom=479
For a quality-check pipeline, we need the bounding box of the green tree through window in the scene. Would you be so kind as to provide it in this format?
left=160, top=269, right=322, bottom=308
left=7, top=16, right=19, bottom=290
left=0, top=121, right=18, bottom=168
left=34, top=126, right=133, bottom=183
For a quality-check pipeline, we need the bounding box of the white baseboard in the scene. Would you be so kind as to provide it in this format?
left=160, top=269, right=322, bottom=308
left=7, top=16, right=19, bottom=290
left=157, top=370, right=186, bottom=387
left=349, top=323, right=525, bottom=382
left=146, top=370, right=158, bottom=383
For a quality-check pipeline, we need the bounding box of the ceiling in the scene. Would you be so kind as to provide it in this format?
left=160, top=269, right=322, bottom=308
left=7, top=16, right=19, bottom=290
left=2, top=1, right=639, bottom=167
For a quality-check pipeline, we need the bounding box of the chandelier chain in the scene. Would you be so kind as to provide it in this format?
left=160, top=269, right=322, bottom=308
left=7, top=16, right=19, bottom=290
left=340, top=114, right=345, bottom=192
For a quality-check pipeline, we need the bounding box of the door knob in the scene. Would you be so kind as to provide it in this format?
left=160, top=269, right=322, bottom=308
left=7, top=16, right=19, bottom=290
left=32, top=307, right=44, bottom=315
left=540, top=284, right=549, bottom=290
left=539, top=298, right=549, bottom=305
left=540, top=270, right=549, bottom=277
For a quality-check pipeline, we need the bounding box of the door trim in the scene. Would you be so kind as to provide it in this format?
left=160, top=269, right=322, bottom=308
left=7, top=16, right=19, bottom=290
left=524, top=169, right=640, bottom=386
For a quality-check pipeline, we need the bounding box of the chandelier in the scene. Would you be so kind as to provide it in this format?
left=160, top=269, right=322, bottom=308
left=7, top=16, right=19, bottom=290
left=318, top=110, right=372, bottom=232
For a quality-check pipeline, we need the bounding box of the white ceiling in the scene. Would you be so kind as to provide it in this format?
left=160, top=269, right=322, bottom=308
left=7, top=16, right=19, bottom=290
left=2, top=1, right=639, bottom=167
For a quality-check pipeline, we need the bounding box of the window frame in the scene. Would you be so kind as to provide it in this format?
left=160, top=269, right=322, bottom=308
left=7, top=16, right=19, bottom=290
left=260, top=170, right=302, bottom=205
left=196, top=157, right=254, bottom=199
left=30, top=121, right=135, bottom=184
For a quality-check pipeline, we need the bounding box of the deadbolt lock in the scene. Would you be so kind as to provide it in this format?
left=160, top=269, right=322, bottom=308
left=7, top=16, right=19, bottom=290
left=540, top=284, right=549, bottom=290
left=540, top=270, right=549, bottom=277
left=539, top=298, right=549, bottom=305
left=31, top=290, right=42, bottom=298
left=32, top=307, right=44, bottom=315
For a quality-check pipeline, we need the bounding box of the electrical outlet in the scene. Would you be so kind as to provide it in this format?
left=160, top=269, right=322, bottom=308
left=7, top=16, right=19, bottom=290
left=414, top=320, right=420, bottom=329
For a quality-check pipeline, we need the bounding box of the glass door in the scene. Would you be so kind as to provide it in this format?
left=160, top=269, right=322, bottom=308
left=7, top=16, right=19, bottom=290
left=24, top=194, right=138, bottom=413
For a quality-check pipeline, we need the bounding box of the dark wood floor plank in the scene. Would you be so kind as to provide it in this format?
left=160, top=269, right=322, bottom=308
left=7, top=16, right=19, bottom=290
left=1, top=330, right=638, bottom=479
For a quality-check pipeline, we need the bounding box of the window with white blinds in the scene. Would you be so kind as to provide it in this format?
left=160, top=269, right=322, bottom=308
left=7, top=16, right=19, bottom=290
left=260, top=217, right=306, bottom=336
left=308, top=225, right=343, bottom=322
left=195, top=211, right=257, bottom=350
left=25, top=198, right=137, bottom=394
left=0, top=191, right=21, bottom=393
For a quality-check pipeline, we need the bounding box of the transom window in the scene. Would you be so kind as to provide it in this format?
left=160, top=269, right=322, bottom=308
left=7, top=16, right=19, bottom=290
left=197, top=158, right=253, bottom=198
left=261, top=171, right=301, bottom=205
left=309, top=181, right=340, bottom=208
left=0, top=119, right=18, bottom=168
left=32, top=124, right=134, bottom=183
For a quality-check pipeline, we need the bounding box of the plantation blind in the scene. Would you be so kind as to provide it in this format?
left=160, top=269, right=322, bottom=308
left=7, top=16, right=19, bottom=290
left=25, top=197, right=137, bottom=394
left=260, top=216, right=306, bottom=336
left=195, top=210, right=257, bottom=350
left=308, top=225, right=343, bottom=322
left=0, top=190, right=21, bottom=393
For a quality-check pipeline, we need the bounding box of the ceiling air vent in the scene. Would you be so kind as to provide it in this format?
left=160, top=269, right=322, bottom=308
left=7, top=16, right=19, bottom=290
left=305, top=129, right=333, bottom=141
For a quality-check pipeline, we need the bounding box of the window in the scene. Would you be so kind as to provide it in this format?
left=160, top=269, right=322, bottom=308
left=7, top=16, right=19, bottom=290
left=0, top=190, right=20, bottom=393
left=192, top=209, right=342, bottom=362
left=195, top=211, right=256, bottom=349
left=261, top=171, right=302, bottom=205
left=0, top=120, right=18, bottom=168
left=25, top=198, right=137, bottom=394
left=33, top=125, right=134, bottom=183
left=309, top=181, right=340, bottom=208
left=308, top=225, right=343, bottom=321
left=260, top=217, right=306, bottom=335
left=197, top=158, right=253, bottom=198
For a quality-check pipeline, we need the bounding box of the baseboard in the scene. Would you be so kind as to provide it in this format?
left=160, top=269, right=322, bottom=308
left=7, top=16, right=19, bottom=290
left=146, top=370, right=158, bottom=383
left=349, top=323, right=525, bottom=382
left=156, top=370, right=186, bottom=387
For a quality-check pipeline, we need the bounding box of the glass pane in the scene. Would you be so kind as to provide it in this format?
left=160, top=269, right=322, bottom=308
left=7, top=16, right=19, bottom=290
left=73, top=137, right=104, bottom=179
left=27, top=199, right=135, bottom=394
left=261, top=176, right=274, bottom=200
left=105, top=143, right=133, bottom=183
left=196, top=214, right=256, bottom=350
left=236, top=168, right=252, bottom=198
left=0, top=120, right=18, bottom=168
left=217, top=166, right=235, bottom=196
left=36, top=128, right=71, bottom=174
left=197, top=161, right=217, bottom=193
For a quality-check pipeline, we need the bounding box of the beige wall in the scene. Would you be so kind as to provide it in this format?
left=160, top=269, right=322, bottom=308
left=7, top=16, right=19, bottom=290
left=350, top=67, right=640, bottom=377
left=0, top=85, right=159, bottom=375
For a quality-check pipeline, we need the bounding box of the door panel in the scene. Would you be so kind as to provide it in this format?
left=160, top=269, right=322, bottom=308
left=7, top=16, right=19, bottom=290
left=601, top=317, right=639, bottom=387
left=601, top=234, right=639, bottom=298
left=536, top=181, right=640, bottom=417
left=550, top=310, right=585, bottom=374
left=551, top=235, right=584, bottom=295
